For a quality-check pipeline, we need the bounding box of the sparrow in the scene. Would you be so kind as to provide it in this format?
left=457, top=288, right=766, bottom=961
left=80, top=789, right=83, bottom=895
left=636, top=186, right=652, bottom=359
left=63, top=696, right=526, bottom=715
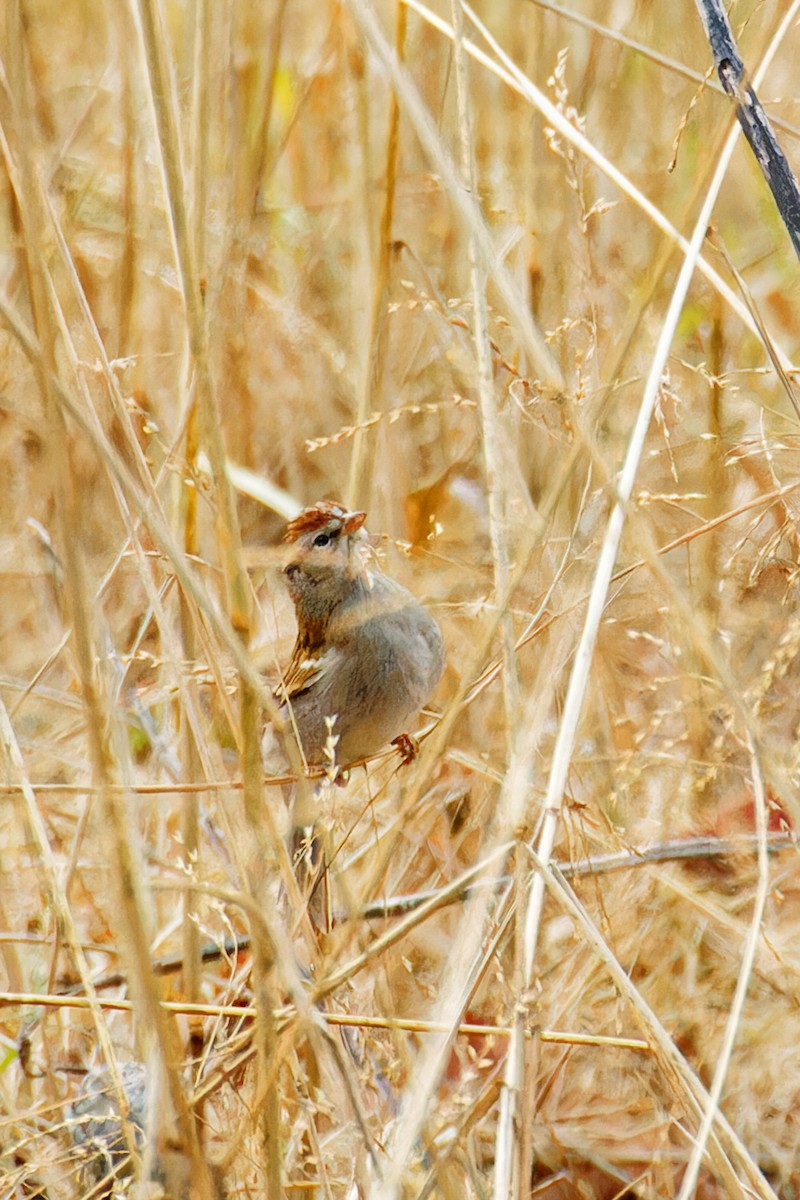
left=276, top=499, right=444, bottom=771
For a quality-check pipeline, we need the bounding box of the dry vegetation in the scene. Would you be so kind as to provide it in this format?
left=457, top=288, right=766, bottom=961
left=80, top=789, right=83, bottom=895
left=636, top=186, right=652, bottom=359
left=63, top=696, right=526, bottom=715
left=2, top=0, right=800, bottom=1197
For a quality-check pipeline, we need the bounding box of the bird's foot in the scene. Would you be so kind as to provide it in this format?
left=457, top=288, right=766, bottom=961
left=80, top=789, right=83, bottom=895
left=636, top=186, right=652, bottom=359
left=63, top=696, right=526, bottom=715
left=391, top=732, right=419, bottom=766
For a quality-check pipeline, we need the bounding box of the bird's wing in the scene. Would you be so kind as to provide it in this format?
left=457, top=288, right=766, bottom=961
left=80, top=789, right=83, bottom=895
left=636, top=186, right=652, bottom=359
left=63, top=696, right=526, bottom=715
left=275, top=643, right=341, bottom=702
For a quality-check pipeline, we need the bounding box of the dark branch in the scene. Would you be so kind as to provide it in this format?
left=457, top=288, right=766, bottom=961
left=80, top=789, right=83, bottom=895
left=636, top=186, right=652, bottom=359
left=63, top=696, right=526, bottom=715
left=696, top=0, right=800, bottom=260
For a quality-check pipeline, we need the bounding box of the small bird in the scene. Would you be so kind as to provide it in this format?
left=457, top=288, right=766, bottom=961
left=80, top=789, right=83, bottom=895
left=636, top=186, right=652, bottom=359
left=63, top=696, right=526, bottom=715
left=275, top=499, right=444, bottom=772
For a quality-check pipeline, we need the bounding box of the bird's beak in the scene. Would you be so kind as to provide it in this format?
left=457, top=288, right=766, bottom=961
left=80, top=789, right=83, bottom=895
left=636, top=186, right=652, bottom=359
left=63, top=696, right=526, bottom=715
left=343, top=510, right=367, bottom=535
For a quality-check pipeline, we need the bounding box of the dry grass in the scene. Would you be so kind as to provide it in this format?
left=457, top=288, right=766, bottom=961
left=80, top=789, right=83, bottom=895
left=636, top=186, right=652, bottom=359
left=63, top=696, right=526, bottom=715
left=1, top=1, right=800, bottom=1197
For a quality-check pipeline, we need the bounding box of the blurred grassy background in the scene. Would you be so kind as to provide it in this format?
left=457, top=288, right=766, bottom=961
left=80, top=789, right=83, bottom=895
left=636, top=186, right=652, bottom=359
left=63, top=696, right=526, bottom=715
left=2, top=1, right=800, bottom=1196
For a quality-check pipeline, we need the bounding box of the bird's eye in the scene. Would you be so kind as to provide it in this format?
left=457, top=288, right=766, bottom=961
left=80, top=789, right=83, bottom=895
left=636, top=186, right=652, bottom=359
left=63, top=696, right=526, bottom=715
left=313, top=532, right=331, bottom=548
